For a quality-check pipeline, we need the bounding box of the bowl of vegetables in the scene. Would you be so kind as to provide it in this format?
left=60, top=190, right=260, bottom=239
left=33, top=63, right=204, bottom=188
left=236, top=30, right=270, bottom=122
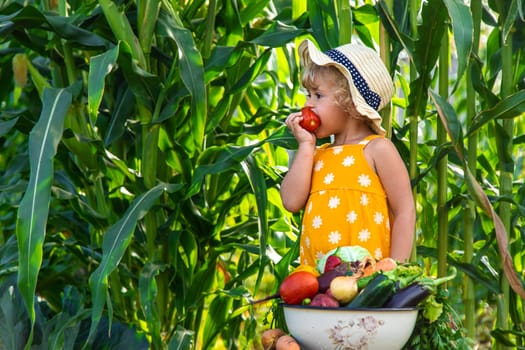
left=267, top=246, right=457, bottom=350
left=282, top=305, right=418, bottom=350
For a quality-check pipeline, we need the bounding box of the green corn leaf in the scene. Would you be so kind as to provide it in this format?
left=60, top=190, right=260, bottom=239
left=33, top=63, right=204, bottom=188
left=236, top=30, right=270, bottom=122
left=309, top=0, right=340, bottom=50
left=187, top=144, right=259, bottom=198
left=240, top=155, right=268, bottom=294
left=168, top=326, right=194, bottom=350
left=104, top=87, right=135, bottom=147
left=501, top=0, right=519, bottom=44
left=0, top=277, right=32, bottom=350
left=202, top=294, right=233, bottom=348
left=116, top=42, right=161, bottom=109
left=229, top=50, right=272, bottom=95
left=0, top=117, right=18, bottom=138
left=187, top=128, right=297, bottom=199
left=375, top=1, right=413, bottom=71
left=429, top=89, right=464, bottom=155
left=16, top=88, right=72, bottom=348
left=87, top=183, right=178, bottom=344
left=407, top=0, right=448, bottom=118
left=0, top=6, right=108, bottom=48
left=44, top=15, right=108, bottom=48
left=88, top=45, right=119, bottom=120
left=98, top=0, right=145, bottom=67
left=158, top=8, right=206, bottom=151
left=442, top=0, right=473, bottom=88
left=432, top=88, right=525, bottom=301
left=25, top=55, right=51, bottom=98
left=251, top=21, right=305, bottom=47
left=468, top=90, right=525, bottom=136
left=139, top=262, right=164, bottom=349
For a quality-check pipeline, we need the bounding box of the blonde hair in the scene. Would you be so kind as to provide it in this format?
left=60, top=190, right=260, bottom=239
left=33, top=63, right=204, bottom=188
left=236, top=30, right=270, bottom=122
left=301, top=63, right=373, bottom=129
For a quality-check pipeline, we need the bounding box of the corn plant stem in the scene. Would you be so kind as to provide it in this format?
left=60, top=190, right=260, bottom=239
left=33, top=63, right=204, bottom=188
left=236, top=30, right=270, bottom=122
left=135, top=0, right=167, bottom=326
left=437, top=32, right=449, bottom=280
left=408, top=0, right=418, bottom=261
left=379, top=0, right=393, bottom=138
left=496, top=27, right=513, bottom=350
left=202, top=0, right=217, bottom=59
left=137, top=0, right=160, bottom=63
left=463, top=0, right=482, bottom=339
left=337, top=0, right=352, bottom=45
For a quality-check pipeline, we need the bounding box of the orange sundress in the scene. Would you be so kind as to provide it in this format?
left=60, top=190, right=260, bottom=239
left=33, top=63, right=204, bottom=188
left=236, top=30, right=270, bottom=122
left=299, top=135, right=391, bottom=266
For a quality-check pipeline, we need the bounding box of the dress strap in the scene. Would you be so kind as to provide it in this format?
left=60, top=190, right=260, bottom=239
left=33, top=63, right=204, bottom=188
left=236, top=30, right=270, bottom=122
left=359, top=134, right=382, bottom=146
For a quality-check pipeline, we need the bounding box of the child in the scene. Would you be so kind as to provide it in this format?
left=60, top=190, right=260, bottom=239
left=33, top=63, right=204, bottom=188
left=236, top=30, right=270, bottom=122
left=280, top=39, right=415, bottom=266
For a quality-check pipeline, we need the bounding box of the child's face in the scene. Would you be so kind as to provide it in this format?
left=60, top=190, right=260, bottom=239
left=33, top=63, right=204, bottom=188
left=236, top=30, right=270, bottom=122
left=304, top=72, right=349, bottom=138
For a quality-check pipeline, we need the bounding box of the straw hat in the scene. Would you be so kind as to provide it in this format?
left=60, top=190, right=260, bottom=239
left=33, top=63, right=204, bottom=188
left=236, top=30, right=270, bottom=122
left=298, top=39, right=394, bottom=135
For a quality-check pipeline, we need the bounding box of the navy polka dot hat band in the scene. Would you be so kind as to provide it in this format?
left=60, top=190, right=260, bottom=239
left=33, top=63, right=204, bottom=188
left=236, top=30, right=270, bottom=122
left=299, top=39, right=394, bottom=135
left=325, top=49, right=382, bottom=110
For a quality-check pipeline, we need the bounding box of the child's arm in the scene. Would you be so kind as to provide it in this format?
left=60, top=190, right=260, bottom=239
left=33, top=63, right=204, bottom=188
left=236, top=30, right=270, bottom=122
left=370, top=138, right=416, bottom=262
left=280, top=112, right=317, bottom=212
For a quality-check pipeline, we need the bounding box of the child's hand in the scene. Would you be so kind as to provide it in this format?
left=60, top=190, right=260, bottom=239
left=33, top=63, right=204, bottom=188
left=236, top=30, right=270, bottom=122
left=285, top=111, right=316, bottom=146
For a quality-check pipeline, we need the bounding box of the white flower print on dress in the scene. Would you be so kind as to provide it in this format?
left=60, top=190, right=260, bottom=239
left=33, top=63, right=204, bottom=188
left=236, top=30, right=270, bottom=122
left=314, top=160, right=324, bottom=172
left=342, top=155, right=355, bottom=167
left=358, top=228, right=371, bottom=242
left=328, top=231, right=342, bottom=245
left=312, top=215, right=323, bottom=229
left=324, top=173, right=334, bottom=185
left=360, top=193, right=369, bottom=206
left=373, top=248, right=383, bottom=260
left=346, top=210, right=357, bottom=223
left=305, top=236, right=311, bottom=248
left=374, top=211, right=384, bottom=224
left=328, top=196, right=340, bottom=209
left=307, top=201, right=313, bottom=214
left=316, top=251, right=324, bottom=261
left=333, top=147, right=343, bottom=155
left=358, top=173, right=371, bottom=187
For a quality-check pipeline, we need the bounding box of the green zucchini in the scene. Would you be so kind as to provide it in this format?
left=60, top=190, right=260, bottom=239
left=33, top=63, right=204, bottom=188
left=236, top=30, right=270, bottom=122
left=347, top=273, right=396, bottom=308
left=357, top=272, right=378, bottom=291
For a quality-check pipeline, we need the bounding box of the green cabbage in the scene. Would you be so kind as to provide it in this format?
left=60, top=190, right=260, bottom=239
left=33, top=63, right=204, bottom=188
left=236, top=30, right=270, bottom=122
left=316, top=245, right=372, bottom=273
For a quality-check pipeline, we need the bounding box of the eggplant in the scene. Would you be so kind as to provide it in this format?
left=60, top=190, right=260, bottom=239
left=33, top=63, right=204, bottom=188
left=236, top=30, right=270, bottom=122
left=383, top=282, right=431, bottom=308
left=384, top=267, right=457, bottom=308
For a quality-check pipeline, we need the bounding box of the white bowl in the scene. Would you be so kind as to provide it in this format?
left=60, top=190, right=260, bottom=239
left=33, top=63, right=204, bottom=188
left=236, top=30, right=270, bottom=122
left=283, top=305, right=418, bottom=350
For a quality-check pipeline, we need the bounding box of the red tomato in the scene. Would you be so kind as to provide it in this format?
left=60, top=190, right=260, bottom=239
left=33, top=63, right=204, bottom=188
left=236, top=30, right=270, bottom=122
left=300, top=107, right=321, bottom=132
left=279, top=271, right=319, bottom=305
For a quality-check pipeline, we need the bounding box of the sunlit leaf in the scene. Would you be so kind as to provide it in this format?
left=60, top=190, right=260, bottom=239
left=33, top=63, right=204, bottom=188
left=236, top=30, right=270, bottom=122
left=251, top=21, right=305, bottom=47
left=16, top=87, right=72, bottom=347
left=88, top=45, right=119, bottom=120
left=98, top=0, right=145, bottom=66
left=468, top=90, right=525, bottom=136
